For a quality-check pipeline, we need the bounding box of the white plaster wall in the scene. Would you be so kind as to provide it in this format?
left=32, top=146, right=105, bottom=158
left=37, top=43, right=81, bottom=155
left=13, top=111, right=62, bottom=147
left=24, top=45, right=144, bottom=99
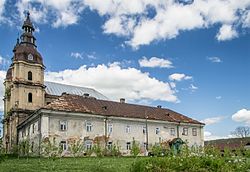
left=44, top=113, right=204, bottom=153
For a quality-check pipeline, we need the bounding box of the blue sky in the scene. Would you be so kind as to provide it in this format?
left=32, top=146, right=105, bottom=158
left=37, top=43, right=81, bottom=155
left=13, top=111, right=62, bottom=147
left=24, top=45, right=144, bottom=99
left=0, top=0, right=250, bottom=140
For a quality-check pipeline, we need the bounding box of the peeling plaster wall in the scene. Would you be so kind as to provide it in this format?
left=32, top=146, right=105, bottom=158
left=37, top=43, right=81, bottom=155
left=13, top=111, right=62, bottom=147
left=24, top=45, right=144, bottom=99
left=17, top=112, right=204, bottom=155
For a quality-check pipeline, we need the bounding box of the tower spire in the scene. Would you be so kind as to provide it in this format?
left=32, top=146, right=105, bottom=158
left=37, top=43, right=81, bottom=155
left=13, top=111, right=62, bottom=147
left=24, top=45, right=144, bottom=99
left=20, top=11, right=36, bottom=47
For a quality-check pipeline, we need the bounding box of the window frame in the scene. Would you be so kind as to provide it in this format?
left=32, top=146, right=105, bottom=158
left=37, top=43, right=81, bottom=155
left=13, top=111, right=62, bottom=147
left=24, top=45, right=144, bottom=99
left=126, top=142, right=131, bottom=150
left=108, top=124, right=113, bottom=134
left=85, top=140, right=92, bottom=150
left=170, top=128, right=175, bottom=136
left=125, top=125, right=131, bottom=133
left=107, top=141, right=113, bottom=150
left=192, top=128, right=197, bottom=136
left=156, top=127, right=160, bottom=135
left=28, top=71, right=32, bottom=81
left=60, top=141, right=67, bottom=151
left=60, top=121, right=67, bottom=131
left=182, top=127, right=188, bottom=136
left=86, top=122, right=92, bottom=132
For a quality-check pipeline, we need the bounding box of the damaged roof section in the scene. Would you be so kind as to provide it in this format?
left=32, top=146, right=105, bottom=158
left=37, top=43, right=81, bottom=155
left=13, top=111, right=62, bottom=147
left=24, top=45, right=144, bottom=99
left=43, top=93, right=203, bottom=125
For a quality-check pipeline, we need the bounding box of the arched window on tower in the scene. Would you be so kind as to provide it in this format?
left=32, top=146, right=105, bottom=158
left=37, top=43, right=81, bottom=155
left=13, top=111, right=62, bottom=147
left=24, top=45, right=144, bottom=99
left=28, top=71, right=32, bottom=81
left=28, top=93, right=32, bottom=103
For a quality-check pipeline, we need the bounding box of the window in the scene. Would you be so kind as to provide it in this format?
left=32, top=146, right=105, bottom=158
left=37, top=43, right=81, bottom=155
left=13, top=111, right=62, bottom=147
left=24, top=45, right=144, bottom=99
left=126, top=142, right=131, bottom=150
left=156, top=127, right=160, bottom=134
left=107, top=141, right=112, bottom=150
left=108, top=124, right=113, bottom=134
left=182, top=127, right=188, bottom=136
left=28, top=93, right=32, bottom=103
left=60, top=121, right=67, bottom=131
left=86, top=122, right=92, bottom=132
left=28, top=71, right=32, bottom=81
left=32, top=124, right=35, bottom=134
left=27, top=126, right=30, bottom=136
left=31, top=142, right=34, bottom=152
left=22, top=130, right=25, bottom=137
left=60, top=141, right=67, bottom=151
left=143, top=126, right=146, bottom=134
left=85, top=140, right=92, bottom=150
left=170, top=128, right=175, bottom=136
left=125, top=125, right=131, bottom=133
left=192, top=128, right=197, bottom=136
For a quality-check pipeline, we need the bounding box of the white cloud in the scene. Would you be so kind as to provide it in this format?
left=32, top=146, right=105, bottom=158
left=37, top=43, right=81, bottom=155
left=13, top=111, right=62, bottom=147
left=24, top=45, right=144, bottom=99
left=84, top=0, right=250, bottom=48
left=169, top=73, right=192, bottom=81
left=0, top=70, right=6, bottom=111
left=0, top=0, right=5, bottom=21
left=0, top=55, right=10, bottom=70
left=204, top=131, right=234, bottom=141
left=139, top=56, right=173, bottom=68
left=71, top=52, right=83, bottom=59
left=216, top=96, right=222, bottom=100
left=16, top=0, right=85, bottom=27
left=71, top=52, right=97, bottom=60
left=232, top=109, right=250, bottom=125
left=207, top=57, right=222, bottom=63
left=216, top=24, right=238, bottom=41
left=242, top=11, right=250, bottom=28
left=189, top=84, right=198, bottom=91
left=4, top=0, right=249, bottom=48
left=45, top=63, right=178, bottom=103
left=201, top=116, right=225, bottom=125
left=1, top=0, right=246, bottom=48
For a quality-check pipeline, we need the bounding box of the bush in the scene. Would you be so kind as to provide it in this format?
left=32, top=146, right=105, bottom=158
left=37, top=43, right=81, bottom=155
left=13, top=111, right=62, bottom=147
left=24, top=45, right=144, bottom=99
left=131, top=146, right=250, bottom=172
left=131, top=155, right=250, bottom=172
left=92, top=144, right=103, bottom=157
left=131, top=138, right=140, bottom=157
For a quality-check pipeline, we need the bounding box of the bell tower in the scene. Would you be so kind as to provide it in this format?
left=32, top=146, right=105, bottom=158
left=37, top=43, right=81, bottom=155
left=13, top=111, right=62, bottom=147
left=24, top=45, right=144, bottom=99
left=3, top=12, right=45, bottom=151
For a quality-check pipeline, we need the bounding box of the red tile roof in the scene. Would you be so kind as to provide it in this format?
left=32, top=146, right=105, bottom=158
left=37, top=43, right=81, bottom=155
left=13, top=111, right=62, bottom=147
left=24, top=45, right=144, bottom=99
left=43, top=93, right=203, bottom=125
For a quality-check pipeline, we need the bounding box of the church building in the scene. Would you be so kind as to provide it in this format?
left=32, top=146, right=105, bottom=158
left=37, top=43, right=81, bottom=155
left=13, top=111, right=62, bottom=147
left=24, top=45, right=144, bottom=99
left=2, top=13, right=204, bottom=155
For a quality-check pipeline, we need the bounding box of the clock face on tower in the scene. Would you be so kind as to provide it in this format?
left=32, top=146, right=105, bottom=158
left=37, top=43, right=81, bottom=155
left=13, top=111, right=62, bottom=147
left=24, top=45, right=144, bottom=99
left=28, top=54, right=33, bottom=61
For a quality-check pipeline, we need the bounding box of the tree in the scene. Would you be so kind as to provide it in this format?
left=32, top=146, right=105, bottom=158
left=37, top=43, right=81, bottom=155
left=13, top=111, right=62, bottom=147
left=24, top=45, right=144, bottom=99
left=231, top=126, right=250, bottom=138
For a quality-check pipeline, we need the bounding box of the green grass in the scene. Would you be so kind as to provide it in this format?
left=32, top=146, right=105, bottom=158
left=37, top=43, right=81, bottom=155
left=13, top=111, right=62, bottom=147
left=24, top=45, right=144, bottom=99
left=0, top=157, right=137, bottom=172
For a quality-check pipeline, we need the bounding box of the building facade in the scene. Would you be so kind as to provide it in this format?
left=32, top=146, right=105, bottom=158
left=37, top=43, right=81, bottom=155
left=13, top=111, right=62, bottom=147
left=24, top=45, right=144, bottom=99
left=3, top=13, right=204, bottom=155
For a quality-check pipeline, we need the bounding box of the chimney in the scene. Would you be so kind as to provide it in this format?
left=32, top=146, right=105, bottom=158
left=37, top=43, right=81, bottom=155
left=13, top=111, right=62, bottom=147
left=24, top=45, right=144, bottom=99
left=84, top=93, right=90, bottom=97
left=62, top=92, right=67, bottom=96
left=157, top=105, right=162, bottom=108
left=120, top=98, right=125, bottom=103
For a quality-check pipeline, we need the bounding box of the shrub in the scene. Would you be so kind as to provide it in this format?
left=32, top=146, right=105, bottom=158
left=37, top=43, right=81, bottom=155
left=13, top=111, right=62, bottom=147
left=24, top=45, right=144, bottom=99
left=18, top=139, right=30, bottom=157
left=131, top=155, right=250, bottom=172
left=69, top=140, right=83, bottom=157
left=131, top=138, right=140, bottom=157
left=92, top=143, right=103, bottom=157
left=131, top=146, right=250, bottom=172
left=0, top=139, right=6, bottom=164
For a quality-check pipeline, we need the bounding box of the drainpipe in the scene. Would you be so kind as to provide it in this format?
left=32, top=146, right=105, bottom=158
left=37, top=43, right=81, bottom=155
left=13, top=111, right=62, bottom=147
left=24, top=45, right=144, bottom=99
left=104, top=116, right=108, bottom=149
left=145, top=115, right=149, bottom=151
left=38, top=112, right=42, bottom=156
left=102, top=106, right=108, bottom=149
left=177, top=121, right=181, bottom=138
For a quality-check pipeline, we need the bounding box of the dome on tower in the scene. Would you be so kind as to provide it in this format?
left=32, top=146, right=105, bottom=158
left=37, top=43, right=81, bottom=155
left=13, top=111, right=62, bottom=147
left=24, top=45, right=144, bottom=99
left=12, top=11, right=44, bottom=66
left=13, top=44, right=44, bottom=66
